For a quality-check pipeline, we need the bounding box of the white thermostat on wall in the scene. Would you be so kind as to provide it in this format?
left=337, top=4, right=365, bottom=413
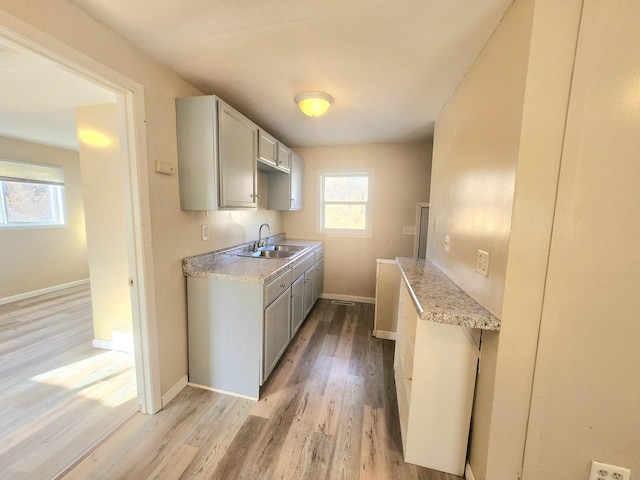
left=155, top=161, right=175, bottom=175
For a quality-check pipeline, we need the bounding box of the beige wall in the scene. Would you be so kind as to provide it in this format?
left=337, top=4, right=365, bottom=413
left=284, top=142, right=431, bottom=299
left=523, top=0, right=640, bottom=476
left=429, top=0, right=582, bottom=478
left=0, top=1, right=283, bottom=394
left=0, top=135, right=88, bottom=300
left=76, top=104, right=132, bottom=348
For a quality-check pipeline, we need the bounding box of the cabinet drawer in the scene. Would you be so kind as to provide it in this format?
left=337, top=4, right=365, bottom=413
left=265, top=269, right=292, bottom=307
left=314, top=246, right=324, bottom=262
left=292, top=252, right=315, bottom=279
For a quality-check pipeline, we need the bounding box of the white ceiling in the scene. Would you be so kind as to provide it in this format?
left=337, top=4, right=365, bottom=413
left=0, top=1, right=513, bottom=151
left=68, top=0, right=514, bottom=147
left=0, top=38, right=116, bottom=151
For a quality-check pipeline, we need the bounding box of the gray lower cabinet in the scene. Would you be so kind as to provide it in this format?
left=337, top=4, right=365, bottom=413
left=186, top=247, right=323, bottom=400
left=187, top=268, right=291, bottom=400
left=291, top=275, right=305, bottom=337
left=303, top=267, right=314, bottom=317
left=313, top=246, right=324, bottom=304
left=263, top=286, right=291, bottom=380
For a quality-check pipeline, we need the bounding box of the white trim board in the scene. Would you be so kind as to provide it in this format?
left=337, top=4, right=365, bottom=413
left=0, top=278, right=89, bottom=305
left=162, top=375, right=188, bottom=408
left=320, top=293, right=375, bottom=304
left=374, top=330, right=397, bottom=341
left=92, top=338, right=135, bottom=354
left=465, top=463, right=476, bottom=480
left=188, top=382, right=259, bottom=401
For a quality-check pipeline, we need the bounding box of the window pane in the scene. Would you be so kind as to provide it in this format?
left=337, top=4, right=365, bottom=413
left=324, top=204, right=366, bottom=230
left=324, top=176, right=368, bottom=202
left=3, top=181, right=60, bottom=224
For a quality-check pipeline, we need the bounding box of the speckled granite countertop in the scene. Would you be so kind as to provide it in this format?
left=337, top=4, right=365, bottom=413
left=183, top=235, right=322, bottom=284
left=396, top=257, right=501, bottom=331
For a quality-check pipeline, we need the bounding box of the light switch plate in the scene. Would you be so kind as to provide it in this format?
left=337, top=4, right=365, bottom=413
left=201, top=224, right=209, bottom=241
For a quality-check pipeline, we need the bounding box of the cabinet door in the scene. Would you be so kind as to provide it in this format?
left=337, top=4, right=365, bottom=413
left=267, top=152, right=304, bottom=211
left=277, top=143, right=291, bottom=173
left=258, top=130, right=278, bottom=167
left=313, top=258, right=324, bottom=305
left=290, top=153, right=304, bottom=210
left=218, top=101, right=258, bottom=208
left=303, top=266, right=314, bottom=317
left=291, top=275, right=304, bottom=337
left=263, top=287, right=291, bottom=381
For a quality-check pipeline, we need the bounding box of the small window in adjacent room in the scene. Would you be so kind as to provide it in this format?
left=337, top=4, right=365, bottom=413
left=0, top=159, right=66, bottom=228
left=319, top=170, right=373, bottom=236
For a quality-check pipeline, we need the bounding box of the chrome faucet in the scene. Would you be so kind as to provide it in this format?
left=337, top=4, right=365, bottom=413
left=257, top=222, right=271, bottom=250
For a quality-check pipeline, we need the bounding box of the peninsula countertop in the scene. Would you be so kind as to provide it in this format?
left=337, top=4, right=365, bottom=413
left=396, top=257, right=501, bottom=331
left=183, top=237, right=322, bottom=284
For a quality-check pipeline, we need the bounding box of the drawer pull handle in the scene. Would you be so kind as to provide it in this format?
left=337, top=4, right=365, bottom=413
left=280, top=283, right=286, bottom=288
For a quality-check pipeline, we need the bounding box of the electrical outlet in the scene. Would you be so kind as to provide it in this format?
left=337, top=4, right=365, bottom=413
left=201, top=224, right=209, bottom=241
left=589, top=461, right=631, bottom=480
left=477, top=250, right=489, bottom=277
left=444, top=235, right=450, bottom=253
left=402, top=226, right=416, bottom=235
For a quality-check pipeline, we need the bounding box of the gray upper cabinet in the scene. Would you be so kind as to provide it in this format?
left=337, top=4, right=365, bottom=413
left=258, top=129, right=278, bottom=169
left=258, top=128, right=291, bottom=174
left=276, top=143, right=291, bottom=173
left=267, top=152, right=304, bottom=211
left=176, top=95, right=258, bottom=210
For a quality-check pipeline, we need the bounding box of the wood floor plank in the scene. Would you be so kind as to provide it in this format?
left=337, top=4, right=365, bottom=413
left=0, top=285, right=137, bottom=480
left=62, top=298, right=463, bottom=480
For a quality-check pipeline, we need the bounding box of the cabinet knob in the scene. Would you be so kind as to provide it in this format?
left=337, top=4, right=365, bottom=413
left=280, top=283, right=286, bottom=288
left=250, top=193, right=261, bottom=199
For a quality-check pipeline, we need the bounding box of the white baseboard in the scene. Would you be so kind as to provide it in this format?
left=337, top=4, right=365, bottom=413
left=0, top=278, right=89, bottom=306
left=320, top=293, right=376, bottom=304
left=188, top=382, right=259, bottom=401
left=92, top=337, right=134, bottom=353
left=374, top=330, right=397, bottom=341
left=162, top=375, right=188, bottom=408
left=465, top=463, right=476, bottom=480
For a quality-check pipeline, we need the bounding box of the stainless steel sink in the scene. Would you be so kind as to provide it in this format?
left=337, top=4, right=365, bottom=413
left=273, top=244, right=306, bottom=252
left=237, top=244, right=306, bottom=259
left=238, top=249, right=296, bottom=259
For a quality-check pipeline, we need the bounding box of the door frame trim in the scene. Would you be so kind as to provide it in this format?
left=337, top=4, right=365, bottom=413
left=0, top=16, right=162, bottom=413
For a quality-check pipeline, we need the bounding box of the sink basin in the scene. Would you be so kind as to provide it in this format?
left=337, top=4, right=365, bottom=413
left=238, top=249, right=296, bottom=259
left=273, top=244, right=306, bottom=252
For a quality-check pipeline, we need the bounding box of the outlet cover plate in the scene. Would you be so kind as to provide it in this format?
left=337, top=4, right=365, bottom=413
left=444, top=235, right=450, bottom=253
left=589, top=461, right=630, bottom=480
left=477, top=250, right=489, bottom=277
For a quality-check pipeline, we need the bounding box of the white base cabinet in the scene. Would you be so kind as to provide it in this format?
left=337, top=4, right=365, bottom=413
left=394, top=280, right=480, bottom=476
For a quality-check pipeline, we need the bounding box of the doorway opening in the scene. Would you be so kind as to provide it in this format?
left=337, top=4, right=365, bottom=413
left=0, top=27, right=159, bottom=479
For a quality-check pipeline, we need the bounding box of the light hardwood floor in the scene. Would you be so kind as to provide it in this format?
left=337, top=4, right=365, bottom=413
left=63, top=299, right=462, bottom=480
left=0, top=285, right=137, bottom=480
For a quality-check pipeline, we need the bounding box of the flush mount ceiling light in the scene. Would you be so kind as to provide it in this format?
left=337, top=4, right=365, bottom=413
left=295, top=92, right=334, bottom=117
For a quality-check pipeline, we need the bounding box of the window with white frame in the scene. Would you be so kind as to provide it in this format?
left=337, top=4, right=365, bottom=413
left=0, top=159, right=66, bottom=228
left=319, top=170, right=372, bottom=236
